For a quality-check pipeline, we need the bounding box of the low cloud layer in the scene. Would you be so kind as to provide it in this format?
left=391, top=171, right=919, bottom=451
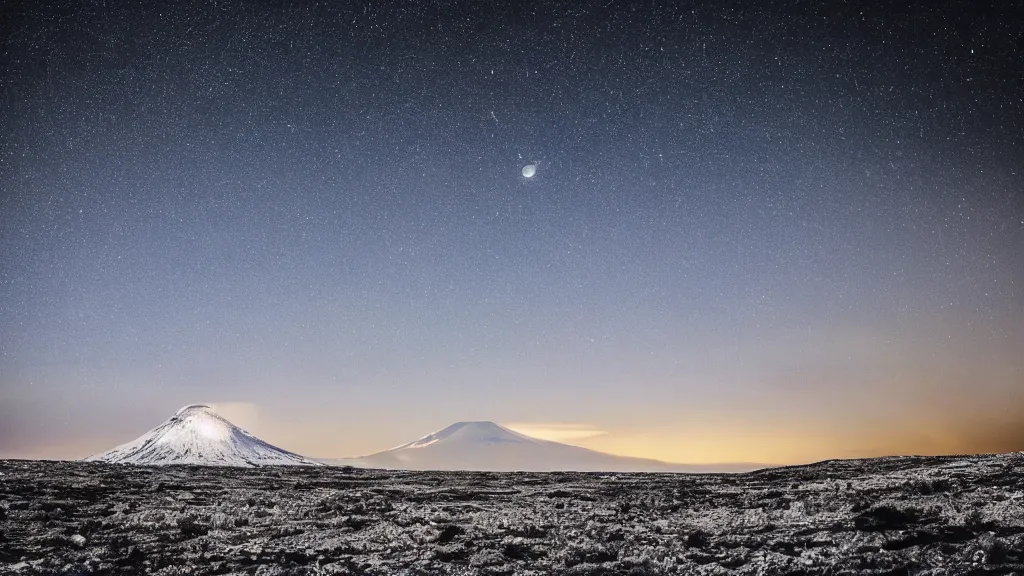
left=503, top=423, right=608, bottom=444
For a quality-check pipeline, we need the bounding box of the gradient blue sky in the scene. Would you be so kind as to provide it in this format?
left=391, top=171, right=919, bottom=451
left=2, top=0, right=1023, bottom=464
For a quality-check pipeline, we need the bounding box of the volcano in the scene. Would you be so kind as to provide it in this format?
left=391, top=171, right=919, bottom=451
left=325, top=421, right=761, bottom=473
left=84, top=404, right=321, bottom=467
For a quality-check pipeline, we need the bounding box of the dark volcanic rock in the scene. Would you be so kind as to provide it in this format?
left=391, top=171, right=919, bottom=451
left=854, top=504, right=921, bottom=531
left=435, top=524, right=464, bottom=544
left=686, top=529, right=711, bottom=548
left=503, top=540, right=544, bottom=561
left=2, top=454, right=1024, bottom=575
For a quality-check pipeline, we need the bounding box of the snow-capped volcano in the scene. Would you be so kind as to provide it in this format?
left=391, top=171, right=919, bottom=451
left=388, top=421, right=546, bottom=450
left=325, top=421, right=761, bottom=473
left=84, top=404, right=321, bottom=467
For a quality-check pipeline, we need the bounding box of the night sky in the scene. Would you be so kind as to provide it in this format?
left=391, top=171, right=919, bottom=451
left=2, top=0, right=1023, bottom=464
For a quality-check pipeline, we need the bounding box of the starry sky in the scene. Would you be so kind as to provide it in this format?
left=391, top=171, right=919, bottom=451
left=2, top=0, right=1023, bottom=465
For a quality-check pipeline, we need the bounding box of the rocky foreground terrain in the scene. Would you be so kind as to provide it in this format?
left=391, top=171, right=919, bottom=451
left=1, top=454, right=1022, bottom=575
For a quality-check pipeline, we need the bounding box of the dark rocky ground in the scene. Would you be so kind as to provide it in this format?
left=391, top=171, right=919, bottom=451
left=1, top=454, right=1022, bottom=575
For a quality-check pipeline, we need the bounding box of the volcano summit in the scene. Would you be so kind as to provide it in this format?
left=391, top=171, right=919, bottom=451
left=84, top=404, right=321, bottom=467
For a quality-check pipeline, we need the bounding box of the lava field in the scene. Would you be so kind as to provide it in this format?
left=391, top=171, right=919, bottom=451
left=2, top=454, right=1023, bottom=575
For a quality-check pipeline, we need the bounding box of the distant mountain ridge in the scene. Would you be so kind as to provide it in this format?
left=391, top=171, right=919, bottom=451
left=323, top=421, right=763, bottom=473
left=84, top=405, right=321, bottom=468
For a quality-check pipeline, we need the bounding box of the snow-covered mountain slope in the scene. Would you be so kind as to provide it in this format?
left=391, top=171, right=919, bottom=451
left=322, top=421, right=763, bottom=473
left=84, top=405, right=321, bottom=467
